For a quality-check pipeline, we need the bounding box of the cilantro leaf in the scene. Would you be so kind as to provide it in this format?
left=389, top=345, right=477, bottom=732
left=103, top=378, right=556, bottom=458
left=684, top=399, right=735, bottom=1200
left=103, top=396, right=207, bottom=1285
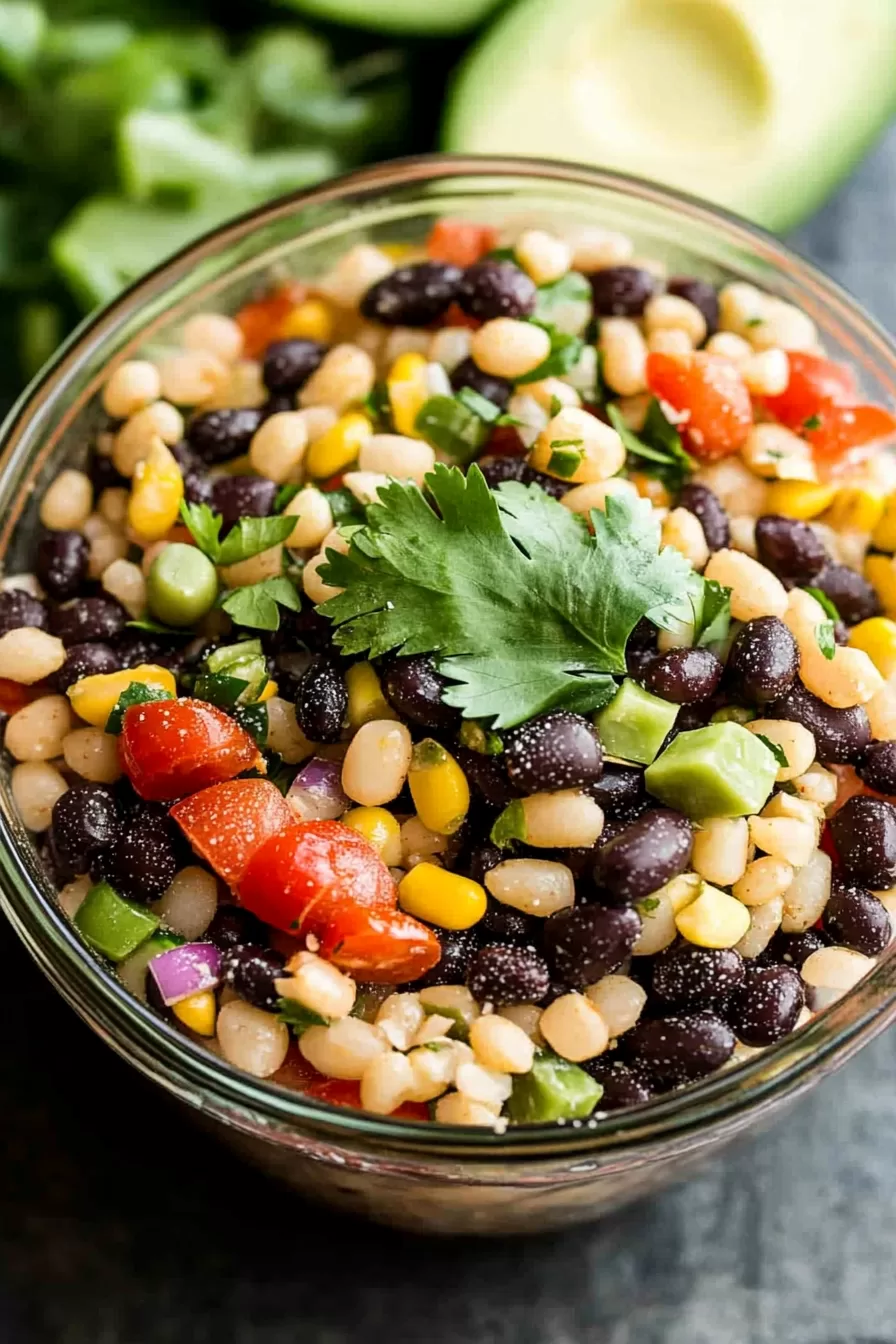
left=325, top=487, right=365, bottom=526
left=694, top=579, right=732, bottom=649
left=516, top=323, right=584, bottom=384
left=277, top=998, right=330, bottom=1035
left=532, top=271, right=591, bottom=325
left=105, top=682, right=174, bottom=735
left=179, top=500, right=223, bottom=561
left=318, top=465, right=692, bottom=728
left=275, top=483, right=301, bottom=512
left=803, top=413, right=822, bottom=431
left=607, top=399, right=695, bottom=490
left=220, top=575, right=301, bottom=631
left=217, top=514, right=297, bottom=568
left=816, top=621, right=837, bottom=660
left=755, top=734, right=788, bottom=769
left=126, top=618, right=187, bottom=636
left=414, top=394, right=489, bottom=465
left=805, top=586, right=840, bottom=622
left=363, top=381, right=392, bottom=431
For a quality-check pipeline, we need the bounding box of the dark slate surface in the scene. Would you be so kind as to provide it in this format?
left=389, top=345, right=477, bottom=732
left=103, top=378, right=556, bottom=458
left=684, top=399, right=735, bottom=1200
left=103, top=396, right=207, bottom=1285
left=5, top=129, right=896, bottom=1344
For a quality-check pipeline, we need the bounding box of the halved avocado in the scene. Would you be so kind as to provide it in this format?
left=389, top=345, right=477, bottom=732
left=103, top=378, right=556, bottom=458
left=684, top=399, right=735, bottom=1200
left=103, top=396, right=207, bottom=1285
left=278, top=0, right=504, bottom=36
left=444, top=0, right=896, bottom=231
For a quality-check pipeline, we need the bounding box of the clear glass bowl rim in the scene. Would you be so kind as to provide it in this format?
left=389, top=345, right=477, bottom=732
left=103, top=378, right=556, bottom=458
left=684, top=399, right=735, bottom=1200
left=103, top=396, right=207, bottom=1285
left=2, top=152, right=896, bottom=1160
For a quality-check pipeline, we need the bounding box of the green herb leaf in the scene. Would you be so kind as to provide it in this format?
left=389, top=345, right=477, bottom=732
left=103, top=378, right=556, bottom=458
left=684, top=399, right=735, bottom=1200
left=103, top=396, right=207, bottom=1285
left=607, top=399, right=695, bottom=490
left=217, top=514, right=297, bottom=568
left=516, top=323, right=584, bottom=384
left=694, top=579, right=732, bottom=649
left=755, top=734, right=789, bottom=769
left=220, top=575, right=301, bottom=631
left=635, top=896, right=661, bottom=917
left=486, top=246, right=516, bottom=263
left=414, top=394, right=489, bottom=465
left=325, top=487, right=365, bottom=526
left=532, top=270, right=591, bottom=324
left=179, top=500, right=223, bottom=562
left=318, top=466, right=691, bottom=728
left=126, top=618, right=186, bottom=636
left=816, top=620, right=837, bottom=660
left=105, top=681, right=174, bottom=735
left=264, top=753, right=298, bottom=796
left=745, top=316, right=764, bottom=328
left=363, top=381, right=392, bottom=431
left=275, top=482, right=301, bottom=512
left=803, top=414, right=822, bottom=431
left=805, top=586, right=840, bottom=621
left=277, top=997, right=329, bottom=1035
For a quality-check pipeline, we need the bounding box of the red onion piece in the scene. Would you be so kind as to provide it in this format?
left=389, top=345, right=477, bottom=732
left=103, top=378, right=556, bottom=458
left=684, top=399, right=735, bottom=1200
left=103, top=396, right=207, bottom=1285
left=287, top=756, right=348, bottom=821
left=148, top=942, right=221, bottom=1005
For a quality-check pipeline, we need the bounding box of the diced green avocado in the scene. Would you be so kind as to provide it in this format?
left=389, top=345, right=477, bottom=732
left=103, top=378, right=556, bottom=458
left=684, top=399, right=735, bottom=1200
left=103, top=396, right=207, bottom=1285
left=278, top=0, right=503, bottom=36
left=596, top=678, right=678, bottom=766
left=443, top=0, right=896, bottom=231
left=506, top=1050, right=602, bottom=1125
left=74, top=881, right=160, bottom=962
left=645, top=722, right=778, bottom=819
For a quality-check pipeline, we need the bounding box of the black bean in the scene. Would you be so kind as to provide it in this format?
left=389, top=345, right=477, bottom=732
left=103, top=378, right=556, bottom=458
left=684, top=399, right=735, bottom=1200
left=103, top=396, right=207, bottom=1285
left=114, top=631, right=183, bottom=672
left=726, top=964, right=804, bottom=1046
left=50, top=783, right=120, bottom=873
left=625, top=616, right=659, bottom=678
left=480, top=897, right=539, bottom=946
left=262, top=339, right=326, bottom=395
left=464, top=843, right=505, bottom=886
left=754, top=515, right=827, bottom=586
left=642, top=648, right=723, bottom=704
left=760, top=928, right=828, bottom=970
left=382, top=654, right=459, bottom=731
left=36, top=530, right=90, bottom=602
left=360, top=261, right=462, bottom=327
left=726, top=616, right=799, bottom=706
left=223, top=944, right=286, bottom=1012
left=821, top=876, right=891, bottom=955
left=586, top=762, right=647, bottom=821
left=90, top=453, right=127, bottom=494
left=50, top=596, right=128, bottom=646
left=475, top=453, right=569, bottom=499
left=831, top=795, right=896, bottom=888
left=206, top=903, right=267, bottom=951
left=183, top=469, right=214, bottom=507
left=504, top=711, right=603, bottom=793
left=187, top=408, right=265, bottom=465
left=543, top=903, right=641, bottom=990
left=416, top=928, right=480, bottom=989
left=589, top=265, right=656, bottom=317
left=622, top=1011, right=735, bottom=1085
left=457, top=259, right=537, bottom=321
left=452, top=746, right=517, bottom=809
left=653, top=944, right=745, bottom=1009
left=594, top=809, right=693, bottom=905
left=0, top=588, right=48, bottom=637
left=582, top=1058, right=653, bottom=1111
left=51, top=641, right=122, bottom=692
left=858, top=740, right=896, bottom=795
left=666, top=277, right=720, bottom=337
left=811, top=563, right=880, bottom=626
left=449, top=358, right=513, bottom=411
left=677, top=482, right=729, bottom=551
left=466, top=944, right=551, bottom=1005
left=294, top=656, right=347, bottom=743
left=96, top=813, right=178, bottom=903
left=210, top=475, right=277, bottom=529
left=768, top=680, right=870, bottom=764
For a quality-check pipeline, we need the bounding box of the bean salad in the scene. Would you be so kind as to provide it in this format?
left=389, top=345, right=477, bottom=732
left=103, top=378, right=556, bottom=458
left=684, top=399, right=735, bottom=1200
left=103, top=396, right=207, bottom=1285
left=4, top=216, right=896, bottom=1130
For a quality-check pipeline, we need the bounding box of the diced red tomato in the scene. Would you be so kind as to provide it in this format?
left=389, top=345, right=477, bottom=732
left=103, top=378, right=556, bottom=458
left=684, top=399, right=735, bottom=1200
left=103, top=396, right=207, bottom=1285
left=238, top=820, right=396, bottom=936
left=485, top=424, right=525, bottom=457
left=426, top=219, right=498, bottom=267
left=235, top=282, right=306, bottom=359
left=820, top=821, right=840, bottom=868
left=441, top=302, right=481, bottom=331
left=0, top=678, right=33, bottom=715
left=169, top=779, right=290, bottom=886
left=762, top=351, right=856, bottom=429
left=316, top=903, right=442, bottom=984
left=804, top=403, right=896, bottom=459
left=646, top=351, right=753, bottom=460
left=120, top=698, right=263, bottom=802
left=273, top=1051, right=428, bottom=1118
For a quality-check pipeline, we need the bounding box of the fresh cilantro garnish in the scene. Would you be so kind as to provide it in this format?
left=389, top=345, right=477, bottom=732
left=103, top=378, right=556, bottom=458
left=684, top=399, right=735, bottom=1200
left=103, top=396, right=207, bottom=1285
left=547, top=444, right=585, bottom=478
left=591, top=348, right=609, bottom=409
left=414, top=394, right=490, bottom=464
left=179, top=501, right=296, bottom=567
left=693, top=579, right=732, bottom=649
left=325, top=487, right=365, bottom=526
left=486, top=246, right=517, bottom=262
left=636, top=896, right=661, bottom=917
left=274, top=483, right=301, bottom=512
left=755, top=735, right=789, bottom=769
left=277, top=998, right=330, bottom=1035
left=804, top=586, right=839, bottom=621
left=532, top=270, right=591, bottom=324
left=491, top=798, right=526, bottom=848
left=318, top=465, right=692, bottom=728
left=105, top=682, right=174, bottom=735
left=803, top=414, right=823, bottom=431
left=816, top=621, right=837, bottom=660
left=607, top=399, right=695, bottom=491
left=745, top=316, right=764, bottom=328
left=126, top=618, right=185, bottom=636
left=516, top=322, right=584, bottom=384
left=362, top=381, right=392, bottom=431
left=219, top=575, right=301, bottom=631
left=264, top=753, right=298, bottom=796
left=459, top=721, right=504, bottom=755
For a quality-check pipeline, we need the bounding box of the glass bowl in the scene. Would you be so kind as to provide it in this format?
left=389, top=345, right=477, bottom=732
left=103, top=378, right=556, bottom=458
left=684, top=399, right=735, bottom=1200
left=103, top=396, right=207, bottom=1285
left=2, top=155, right=896, bottom=1237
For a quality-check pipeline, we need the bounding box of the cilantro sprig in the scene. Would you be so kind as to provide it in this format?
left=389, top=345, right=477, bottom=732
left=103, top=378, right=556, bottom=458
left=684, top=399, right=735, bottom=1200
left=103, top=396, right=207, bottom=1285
left=318, top=465, right=692, bottom=728
left=220, top=575, right=301, bottom=631
left=179, top=501, right=296, bottom=567
left=607, top=399, right=695, bottom=491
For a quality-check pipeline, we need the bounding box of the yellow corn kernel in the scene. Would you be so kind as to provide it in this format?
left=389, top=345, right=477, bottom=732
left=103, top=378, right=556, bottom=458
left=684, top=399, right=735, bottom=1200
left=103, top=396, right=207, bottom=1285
left=866, top=553, right=896, bottom=618
left=848, top=617, right=896, bottom=678
left=408, top=738, right=470, bottom=836
left=172, top=989, right=217, bottom=1036
left=67, top=664, right=177, bottom=727
left=343, top=806, right=402, bottom=865
left=257, top=679, right=278, bottom=703
left=280, top=298, right=334, bottom=344
left=674, top=882, right=751, bottom=949
left=398, top=862, right=486, bottom=930
left=765, top=479, right=838, bottom=520
left=305, top=411, right=372, bottom=479
left=872, top=492, right=896, bottom=552
left=345, top=661, right=396, bottom=730
left=387, top=352, right=430, bottom=439
left=824, top=486, right=885, bottom=535
left=628, top=471, right=670, bottom=508
left=127, top=437, right=184, bottom=542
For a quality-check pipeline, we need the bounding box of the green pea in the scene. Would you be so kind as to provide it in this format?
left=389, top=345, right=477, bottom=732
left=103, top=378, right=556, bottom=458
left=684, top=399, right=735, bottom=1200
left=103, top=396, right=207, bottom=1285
left=147, top=543, right=218, bottom=627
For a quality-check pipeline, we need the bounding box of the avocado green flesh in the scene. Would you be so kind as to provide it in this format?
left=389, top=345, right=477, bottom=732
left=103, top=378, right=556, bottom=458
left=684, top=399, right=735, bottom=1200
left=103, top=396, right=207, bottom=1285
left=596, top=678, right=678, bottom=766
left=278, top=0, right=503, bottom=36
left=506, top=1050, right=602, bottom=1124
left=444, top=0, right=896, bottom=231
left=644, top=722, right=778, bottom=819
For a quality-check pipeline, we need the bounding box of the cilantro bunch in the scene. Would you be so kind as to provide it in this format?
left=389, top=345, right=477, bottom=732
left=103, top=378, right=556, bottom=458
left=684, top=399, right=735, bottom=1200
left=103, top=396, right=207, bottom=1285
left=179, top=501, right=301, bottom=631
